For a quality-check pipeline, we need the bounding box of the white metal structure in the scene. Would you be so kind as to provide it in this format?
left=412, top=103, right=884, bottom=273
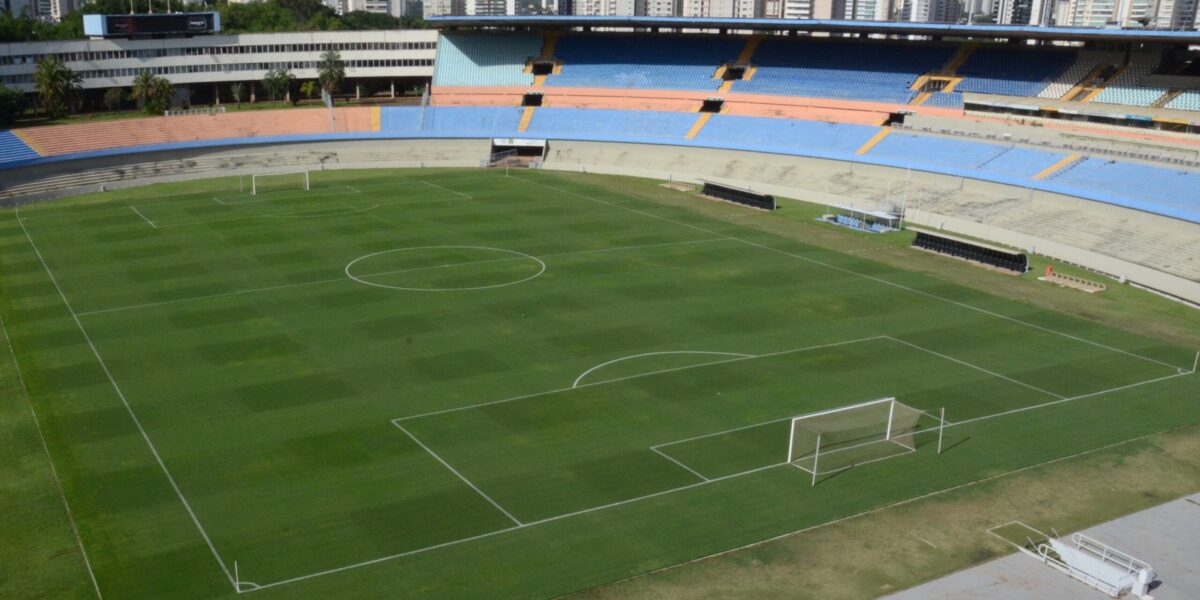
left=1032, top=532, right=1156, bottom=598
left=787, top=397, right=941, bottom=486
left=251, top=171, right=310, bottom=195
left=0, top=30, right=437, bottom=93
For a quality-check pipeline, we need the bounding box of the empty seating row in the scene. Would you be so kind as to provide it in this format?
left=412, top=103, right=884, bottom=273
left=1037, top=55, right=1105, bottom=99
left=1092, top=64, right=1166, bottom=107
left=956, top=47, right=1077, bottom=97
left=1046, top=158, right=1200, bottom=219
left=866, top=133, right=1064, bottom=178
left=433, top=33, right=540, bottom=87
left=0, top=131, right=39, bottom=164
left=733, top=39, right=954, bottom=104
left=545, top=35, right=743, bottom=92
left=1165, top=91, right=1200, bottom=112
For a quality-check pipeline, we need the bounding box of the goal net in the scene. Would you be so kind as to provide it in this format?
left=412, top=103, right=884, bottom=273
left=788, top=397, right=940, bottom=484
left=251, top=170, right=310, bottom=195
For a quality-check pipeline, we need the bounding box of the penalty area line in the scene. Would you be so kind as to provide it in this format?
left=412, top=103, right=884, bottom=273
left=129, top=206, right=157, bottom=229
left=421, top=180, right=472, bottom=199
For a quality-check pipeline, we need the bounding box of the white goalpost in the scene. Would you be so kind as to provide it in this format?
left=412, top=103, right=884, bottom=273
left=787, top=397, right=945, bottom=486
left=251, top=170, right=311, bottom=195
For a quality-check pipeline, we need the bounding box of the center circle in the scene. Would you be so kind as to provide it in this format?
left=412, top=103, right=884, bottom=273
left=344, top=246, right=546, bottom=292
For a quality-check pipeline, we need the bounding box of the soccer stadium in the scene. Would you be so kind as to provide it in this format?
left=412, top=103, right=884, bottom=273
left=3, top=14, right=1200, bottom=600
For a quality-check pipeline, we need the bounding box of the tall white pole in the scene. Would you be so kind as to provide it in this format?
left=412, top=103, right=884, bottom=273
left=885, top=399, right=896, bottom=441
left=937, top=407, right=946, bottom=455
left=811, top=433, right=821, bottom=487
left=787, top=418, right=797, bottom=463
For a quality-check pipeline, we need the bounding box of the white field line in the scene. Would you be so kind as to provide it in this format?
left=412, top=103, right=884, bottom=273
left=129, top=206, right=157, bottom=229
left=247, top=359, right=1195, bottom=593
left=261, top=204, right=380, bottom=219
left=0, top=309, right=104, bottom=599
left=212, top=196, right=228, bottom=206
left=421, top=180, right=472, bottom=199
left=393, top=422, right=522, bottom=527
left=15, top=206, right=238, bottom=592
left=510, top=174, right=1188, bottom=372
left=573, top=351, right=754, bottom=388
left=914, top=535, right=939, bottom=549
left=76, top=238, right=727, bottom=318
left=884, top=336, right=1066, bottom=400
left=649, top=446, right=710, bottom=482
left=395, top=336, right=888, bottom=423
left=242, top=461, right=788, bottom=593
left=591, top=423, right=1196, bottom=597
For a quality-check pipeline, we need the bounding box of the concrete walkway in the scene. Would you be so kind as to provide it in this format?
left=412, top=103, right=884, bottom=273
left=886, top=492, right=1200, bottom=599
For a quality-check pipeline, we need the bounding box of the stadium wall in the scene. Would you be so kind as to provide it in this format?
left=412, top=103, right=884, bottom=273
left=3, top=127, right=1197, bottom=304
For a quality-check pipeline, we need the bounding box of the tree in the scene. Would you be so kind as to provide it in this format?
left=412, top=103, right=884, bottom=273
left=0, top=83, right=28, bottom=126
left=230, top=83, right=246, bottom=108
left=130, top=71, right=175, bottom=115
left=317, top=49, right=345, bottom=98
left=34, top=56, right=82, bottom=118
left=261, top=68, right=295, bottom=103
left=103, top=87, right=124, bottom=112
left=340, top=10, right=399, bottom=30
left=299, top=81, right=319, bottom=102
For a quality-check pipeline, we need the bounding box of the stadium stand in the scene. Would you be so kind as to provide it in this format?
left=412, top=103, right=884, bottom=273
left=691, top=115, right=878, bottom=155
left=432, top=33, right=540, bottom=87
left=733, top=39, right=954, bottom=104
left=923, top=92, right=965, bottom=109
left=1045, top=158, right=1200, bottom=219
left=381, top=106, right=522, bottom=134
left=524, top=107, right=696, bottom=140
left=865, top=133, right=1063, bottom=178
left=15, top=108, right=373, bottom=157
left=544, top=35, right=743, bottom=91
left=1092, top=63, right=1166, bottom=107
left=1165, top=90, right=1200, bottom=112
left=955, top=47, right=1077, bottom=97
left=1037, top=54, right=1107, bottom=99
left=0, top=131, right=40, bottom=164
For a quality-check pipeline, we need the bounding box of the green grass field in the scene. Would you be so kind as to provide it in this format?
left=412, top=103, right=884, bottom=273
left=2, top=168, right=1197, bottom=599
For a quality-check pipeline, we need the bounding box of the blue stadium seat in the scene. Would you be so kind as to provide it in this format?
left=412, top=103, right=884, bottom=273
left=433, top=33, right=541, bottom=87
left=380, top=106, right=523, bottom=136
left=1165, top=91, right=1200, bottom=112
left=867, top=133, right=1063, bottom=177
left=733, top=40, right=955, bottom=104
left=692, top=115, right=879, bottom=155
left=0, top=131, right=39, bottom=164
left=955, top=48, right=1077, bottom=97
left=1045, top=158, right=1200, bottom=219
left=524, top=108, right=696, bottom=140
left=545, top=35, right=742, bottom=91
left=924, top=92, right=964, bottom=109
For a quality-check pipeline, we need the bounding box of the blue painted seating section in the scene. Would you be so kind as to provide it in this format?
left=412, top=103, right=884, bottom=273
left=381, top=106, right=523, bottom=135
left=1165, top=91, right=1200, bottom=112
left=1045, top=158, right=1200, bottom=221
left=0, top=130, right=39, bottom=164
left=734, top=40, right=954, bottom=104
left=692, top=115, right=878, bottom=155
left=524, top=108, right=697, bottom=141
left=956, top=48, right=1076, bottom=97
left=544, top=35, right=742, bottom=91
left=12, top=106, right=1199, bottom=225
left=924, top=92, right=964, bottom=109
left=867, top=133, right=1063, bottom=178
left=433, top=33, right=540, bottom=87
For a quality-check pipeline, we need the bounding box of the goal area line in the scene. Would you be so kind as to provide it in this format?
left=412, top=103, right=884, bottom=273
left=265, top=341, right=1197, bottom=596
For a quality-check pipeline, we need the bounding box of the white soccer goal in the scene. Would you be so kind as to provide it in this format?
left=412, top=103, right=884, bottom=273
left=251, top=170, right=311, bottom=195
left=788, top=397, right=944, bottom=486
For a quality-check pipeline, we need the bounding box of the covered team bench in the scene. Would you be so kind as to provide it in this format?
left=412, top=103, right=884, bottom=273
left=909, top=226, right=1029, bottom=274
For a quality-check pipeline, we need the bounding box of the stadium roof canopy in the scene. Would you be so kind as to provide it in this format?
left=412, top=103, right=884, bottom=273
left=427, top=16, right=1200, bottom=44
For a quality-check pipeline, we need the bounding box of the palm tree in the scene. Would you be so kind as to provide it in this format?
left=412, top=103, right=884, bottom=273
left=261, top=69, right=295, bottom=104
left=300, top=81, right=319, bottom=103
left=129, top=71, right=174, bottom=115
left=230, top=83, right=245, bottom=108
left=34, top=57, right=82, bottom=119
left=317, top=49, right=345, bottom=99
